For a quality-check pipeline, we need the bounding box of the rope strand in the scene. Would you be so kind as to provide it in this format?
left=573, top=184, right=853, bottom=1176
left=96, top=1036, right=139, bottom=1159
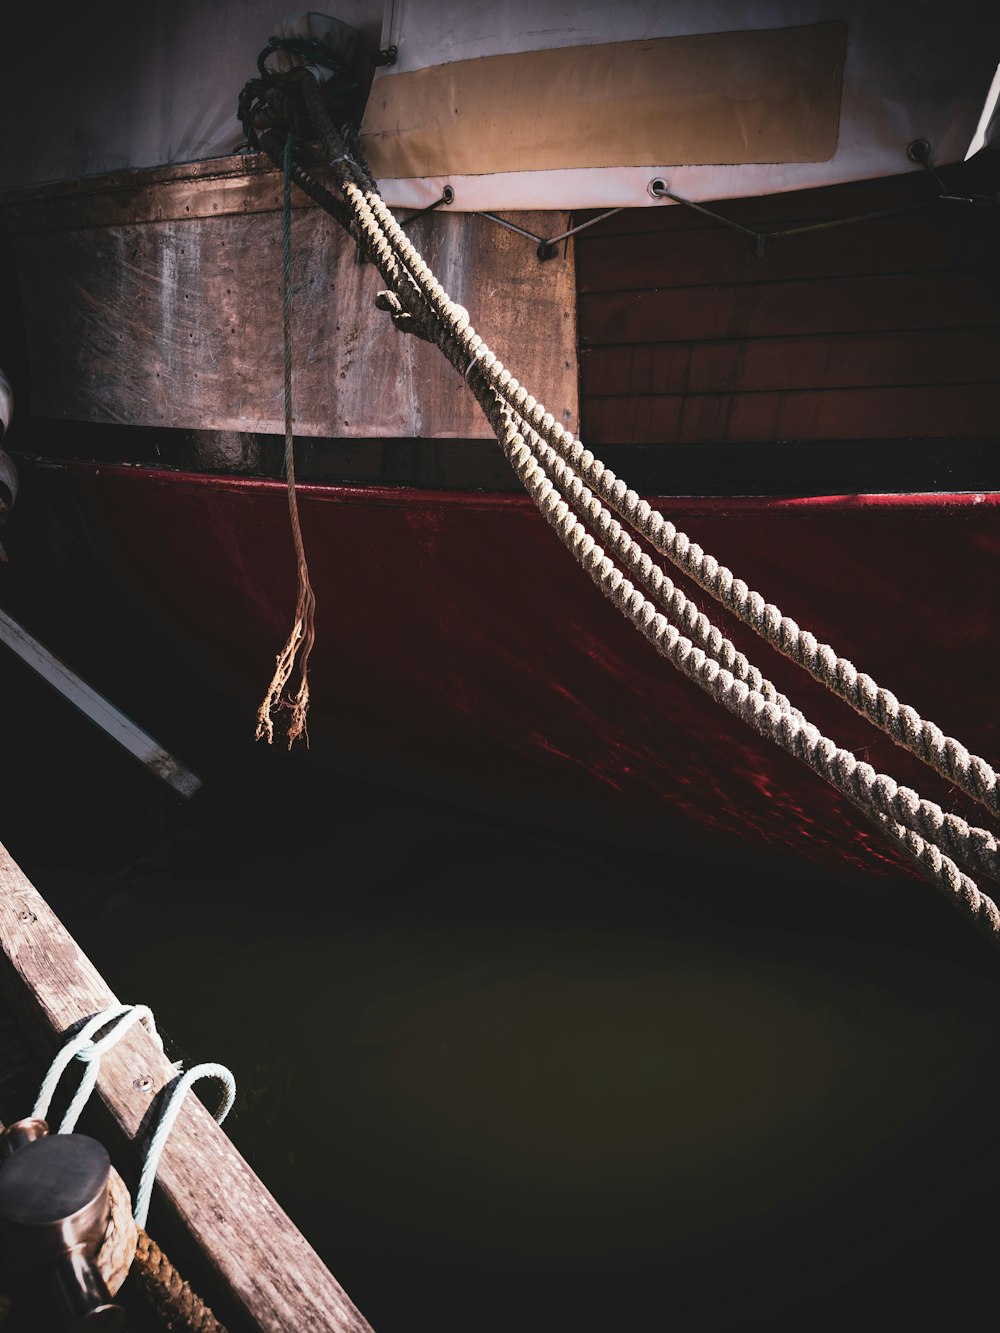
left=255, top=133, right=317, bottom=747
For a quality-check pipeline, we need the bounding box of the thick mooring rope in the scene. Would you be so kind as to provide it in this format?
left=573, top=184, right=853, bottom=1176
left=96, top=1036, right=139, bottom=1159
left=487, top=406, right=1000, bottom=938
left=498, top=415, right=1000, bottom=886
left=346, top=167, right=1000, bottom=823
left=289, top=76, right=1000, bottom=937
left=563, top=462, right=1000, bottom=820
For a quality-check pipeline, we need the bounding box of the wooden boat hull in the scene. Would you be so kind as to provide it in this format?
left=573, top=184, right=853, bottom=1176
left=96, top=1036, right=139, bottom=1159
left=2, top=150, right=997, bottom=879
left=14, top=457, right=997, bottom=878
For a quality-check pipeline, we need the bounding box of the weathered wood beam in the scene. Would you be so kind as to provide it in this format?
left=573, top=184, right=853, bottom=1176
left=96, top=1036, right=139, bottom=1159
left=8, top=173, right=579, bottom=442
left=0, top=608, right=201, bottom=799
left=0, top=841, right=374, bottom=1333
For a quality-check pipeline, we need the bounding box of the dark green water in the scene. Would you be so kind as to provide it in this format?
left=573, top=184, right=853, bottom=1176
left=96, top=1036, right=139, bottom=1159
left=5, top=647, right=1000, bottom=1332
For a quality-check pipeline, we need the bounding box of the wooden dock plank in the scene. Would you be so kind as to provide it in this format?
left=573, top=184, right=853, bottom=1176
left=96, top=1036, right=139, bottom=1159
left=0, top=840, right=374, bottom=1333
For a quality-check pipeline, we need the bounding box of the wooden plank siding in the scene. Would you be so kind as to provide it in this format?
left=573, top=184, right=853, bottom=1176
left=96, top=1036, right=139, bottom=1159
left=575, top=162, right=1000, bottom=449
left=4, top=160, right=578, bottom=441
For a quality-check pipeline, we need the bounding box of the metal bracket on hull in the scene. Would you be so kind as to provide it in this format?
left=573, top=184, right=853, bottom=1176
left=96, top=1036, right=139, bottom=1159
left=477, top=206, right=626, bottom=260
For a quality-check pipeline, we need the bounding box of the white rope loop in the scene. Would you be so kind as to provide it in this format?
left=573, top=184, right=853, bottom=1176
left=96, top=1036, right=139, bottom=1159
left=31, top=1004, right=236, bottom=1227
left=133, top=1063, right=236, bottom=1230
left=32, top=1004, right=165, bottom=1133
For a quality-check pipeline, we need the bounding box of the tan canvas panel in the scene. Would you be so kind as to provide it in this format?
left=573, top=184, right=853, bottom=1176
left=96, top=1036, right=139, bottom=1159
left=361, top=22, right=846, bottom=179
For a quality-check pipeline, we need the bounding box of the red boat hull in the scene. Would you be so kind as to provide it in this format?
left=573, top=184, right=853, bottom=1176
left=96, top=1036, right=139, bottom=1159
left=3, top=155, right=997, bottom=878
left=20, top=460, right=998, bottom=879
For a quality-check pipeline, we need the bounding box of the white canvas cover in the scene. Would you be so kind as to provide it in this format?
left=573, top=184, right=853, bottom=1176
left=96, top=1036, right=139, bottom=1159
left=0, top=0, right=383, bottom=188
left=1, top=1, right=997, bottom=209
left=368, top=0, right=1000, bottom=208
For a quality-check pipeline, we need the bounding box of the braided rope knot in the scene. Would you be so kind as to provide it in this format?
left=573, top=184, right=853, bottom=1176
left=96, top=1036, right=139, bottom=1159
left=374, top=290, right=436, bottom=342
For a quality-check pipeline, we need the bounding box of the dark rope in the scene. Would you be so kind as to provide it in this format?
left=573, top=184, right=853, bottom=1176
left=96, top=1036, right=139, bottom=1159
left=257, top=34, right=355, bottom=82
left=282, top=134, right=294, bottom=468
left=133, top=1228, right=226, bottom=1333
left=238, top=35, right=363, bottom=152
left=257, top=130, right=352, bottom=229
left=254, top=135, right=317, bottom=746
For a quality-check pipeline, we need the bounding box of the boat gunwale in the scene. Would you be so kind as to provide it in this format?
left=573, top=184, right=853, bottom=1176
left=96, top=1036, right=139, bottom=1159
left=16, top=455, right=1000, bottom=515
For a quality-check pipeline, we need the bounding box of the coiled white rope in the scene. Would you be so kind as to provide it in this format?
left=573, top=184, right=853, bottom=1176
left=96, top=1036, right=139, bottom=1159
left=32, top=1004, right=236, bottom=1229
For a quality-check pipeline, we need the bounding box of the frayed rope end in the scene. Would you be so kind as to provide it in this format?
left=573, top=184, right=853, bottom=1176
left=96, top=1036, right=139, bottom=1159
left=255, top=617, right=312, bottom=749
